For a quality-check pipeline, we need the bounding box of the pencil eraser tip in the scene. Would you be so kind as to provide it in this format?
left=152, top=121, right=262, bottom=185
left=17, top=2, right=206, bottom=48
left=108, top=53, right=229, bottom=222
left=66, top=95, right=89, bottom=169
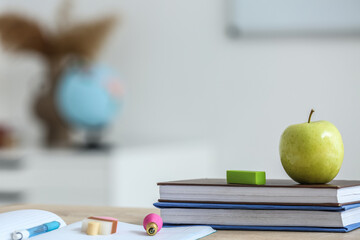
left=143, top=213, right=163, bottom=234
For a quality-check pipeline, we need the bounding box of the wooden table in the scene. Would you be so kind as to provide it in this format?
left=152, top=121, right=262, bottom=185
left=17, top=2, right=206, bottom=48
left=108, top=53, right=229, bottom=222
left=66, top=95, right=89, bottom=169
left=1, top=204, right=360, bottom=239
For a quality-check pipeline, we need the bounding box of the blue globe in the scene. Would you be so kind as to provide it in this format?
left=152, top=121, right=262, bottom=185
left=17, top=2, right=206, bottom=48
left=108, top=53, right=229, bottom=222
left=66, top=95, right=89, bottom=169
left=56, top=64, right=123, bottom=130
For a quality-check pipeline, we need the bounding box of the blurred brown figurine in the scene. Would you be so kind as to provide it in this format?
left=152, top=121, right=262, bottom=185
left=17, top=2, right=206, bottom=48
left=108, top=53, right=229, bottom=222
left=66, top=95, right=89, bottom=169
left=0, top=125, right=15, bottom=148
left=0, top=1, right=116, bottom=147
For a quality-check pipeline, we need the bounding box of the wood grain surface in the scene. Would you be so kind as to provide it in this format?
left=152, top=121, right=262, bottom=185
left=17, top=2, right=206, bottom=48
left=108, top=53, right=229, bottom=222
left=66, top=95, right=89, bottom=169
left=1, top=204, right=360, bottom=240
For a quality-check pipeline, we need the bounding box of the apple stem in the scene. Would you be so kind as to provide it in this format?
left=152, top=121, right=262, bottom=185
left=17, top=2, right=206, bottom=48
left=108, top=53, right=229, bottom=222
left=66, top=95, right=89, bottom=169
left=308, top=109, right=315, bottom=123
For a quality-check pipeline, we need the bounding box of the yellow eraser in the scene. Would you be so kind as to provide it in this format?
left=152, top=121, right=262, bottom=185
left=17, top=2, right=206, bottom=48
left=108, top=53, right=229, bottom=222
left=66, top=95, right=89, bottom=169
left=86, top=221, right=100, bottom=235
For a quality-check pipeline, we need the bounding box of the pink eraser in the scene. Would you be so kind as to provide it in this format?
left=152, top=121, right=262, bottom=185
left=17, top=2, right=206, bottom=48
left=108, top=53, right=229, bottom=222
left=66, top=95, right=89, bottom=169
left=143, top=213, right=163, bottom=235
left=91, top=216, right=118, bottom=222
left=81, top=216, right=118, bottom=235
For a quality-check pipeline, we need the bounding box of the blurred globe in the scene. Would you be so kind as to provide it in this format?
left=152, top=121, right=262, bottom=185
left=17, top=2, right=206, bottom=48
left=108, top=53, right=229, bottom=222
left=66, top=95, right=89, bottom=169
left=56, top=64, right=123, bottom=130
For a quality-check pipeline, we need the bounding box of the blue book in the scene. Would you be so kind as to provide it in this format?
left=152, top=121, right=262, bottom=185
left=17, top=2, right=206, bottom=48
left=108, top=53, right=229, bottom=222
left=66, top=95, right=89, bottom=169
left=154, top=202, right=360, bottom=232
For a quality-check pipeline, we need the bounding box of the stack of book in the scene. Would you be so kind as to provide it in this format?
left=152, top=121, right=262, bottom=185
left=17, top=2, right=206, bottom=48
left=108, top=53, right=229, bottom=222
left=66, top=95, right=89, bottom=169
left=154, top=179, right=360, bottom=232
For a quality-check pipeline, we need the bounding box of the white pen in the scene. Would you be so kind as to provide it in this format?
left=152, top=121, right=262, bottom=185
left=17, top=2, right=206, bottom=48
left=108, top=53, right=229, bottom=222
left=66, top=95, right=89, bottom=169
left=12, top=221, right=60, bottom=240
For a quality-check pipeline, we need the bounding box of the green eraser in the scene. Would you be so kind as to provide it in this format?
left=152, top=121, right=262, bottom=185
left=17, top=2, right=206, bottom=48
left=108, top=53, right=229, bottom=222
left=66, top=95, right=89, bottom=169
left=226, top=170, right=266, bottom=185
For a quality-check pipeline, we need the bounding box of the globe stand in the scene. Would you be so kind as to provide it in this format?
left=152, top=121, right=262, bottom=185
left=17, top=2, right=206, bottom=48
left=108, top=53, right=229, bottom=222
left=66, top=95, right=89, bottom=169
left=79, top=130, right=111, bottom=151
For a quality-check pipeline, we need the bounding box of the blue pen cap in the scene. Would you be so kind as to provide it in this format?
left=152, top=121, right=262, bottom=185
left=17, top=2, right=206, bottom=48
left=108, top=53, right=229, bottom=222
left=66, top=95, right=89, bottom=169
left=45, top=221, right=61, bottom=231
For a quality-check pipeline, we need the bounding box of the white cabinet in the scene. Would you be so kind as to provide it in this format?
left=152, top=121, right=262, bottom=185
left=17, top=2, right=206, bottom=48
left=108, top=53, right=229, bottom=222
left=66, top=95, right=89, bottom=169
left=0, top=143, right=216, bottom=207
left=27, top=150, right=109, bottom=206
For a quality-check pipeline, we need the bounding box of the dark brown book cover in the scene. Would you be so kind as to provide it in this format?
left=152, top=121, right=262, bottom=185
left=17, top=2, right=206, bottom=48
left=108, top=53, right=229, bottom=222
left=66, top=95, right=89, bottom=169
left=157, top=178, right=360, bottom=189
left=157, top=179, right=360, bottom=206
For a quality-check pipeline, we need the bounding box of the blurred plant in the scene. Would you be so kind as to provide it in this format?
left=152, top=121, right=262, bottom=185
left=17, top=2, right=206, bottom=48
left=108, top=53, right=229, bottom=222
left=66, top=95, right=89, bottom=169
left=0, top=1, right=116, bottom=147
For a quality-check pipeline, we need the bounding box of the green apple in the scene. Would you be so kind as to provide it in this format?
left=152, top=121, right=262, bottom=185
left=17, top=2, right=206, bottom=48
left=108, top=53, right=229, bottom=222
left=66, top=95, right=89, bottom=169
left=279, top=109, right=344, bottom=184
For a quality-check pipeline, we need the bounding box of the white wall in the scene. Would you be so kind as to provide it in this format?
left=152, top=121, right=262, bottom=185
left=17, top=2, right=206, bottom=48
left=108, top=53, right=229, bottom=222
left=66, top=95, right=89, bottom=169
left=1, top=0, right=360, bottom=180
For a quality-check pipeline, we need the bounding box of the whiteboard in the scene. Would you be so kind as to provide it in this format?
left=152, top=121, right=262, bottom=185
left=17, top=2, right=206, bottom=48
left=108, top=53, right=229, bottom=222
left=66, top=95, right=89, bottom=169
left=226, top=0, right=360, bottom=37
